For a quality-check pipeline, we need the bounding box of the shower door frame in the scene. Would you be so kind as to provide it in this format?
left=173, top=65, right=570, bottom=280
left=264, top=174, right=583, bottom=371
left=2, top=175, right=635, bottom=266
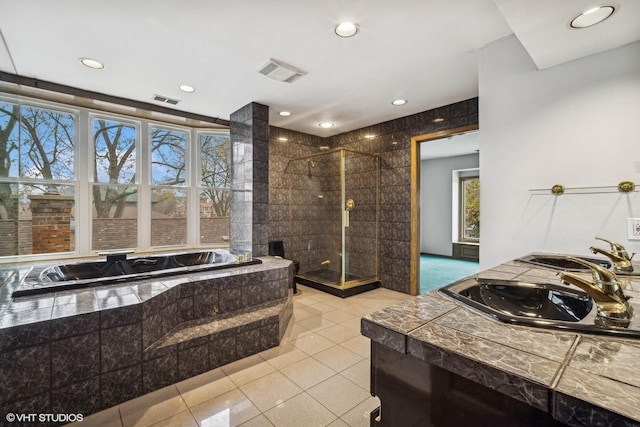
left=288, top=147, right=380, bottom=292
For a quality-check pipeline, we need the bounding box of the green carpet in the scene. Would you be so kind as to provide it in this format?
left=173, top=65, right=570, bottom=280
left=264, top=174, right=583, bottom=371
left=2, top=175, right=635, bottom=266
left=420, top=254, right=479, bottom=294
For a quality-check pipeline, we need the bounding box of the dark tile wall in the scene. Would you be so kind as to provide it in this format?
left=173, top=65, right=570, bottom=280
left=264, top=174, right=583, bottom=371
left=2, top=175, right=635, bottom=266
left=268, top=127, right=324, bottom=264
left=268, top=98, right=478, bottom=294
left=230, top=102, right=270, bottom=256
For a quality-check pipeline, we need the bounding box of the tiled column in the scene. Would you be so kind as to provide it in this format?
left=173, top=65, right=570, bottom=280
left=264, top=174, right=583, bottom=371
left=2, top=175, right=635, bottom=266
left=29, top=194, right=74, bottom=253
left=229, top=102, right=269, bottom=257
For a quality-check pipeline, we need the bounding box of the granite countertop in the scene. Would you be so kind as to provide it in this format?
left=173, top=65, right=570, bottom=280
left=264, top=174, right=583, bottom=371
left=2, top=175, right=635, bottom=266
left=0, top=256, right=290, bottom=330
left=362, top=259, right=640, bottom=425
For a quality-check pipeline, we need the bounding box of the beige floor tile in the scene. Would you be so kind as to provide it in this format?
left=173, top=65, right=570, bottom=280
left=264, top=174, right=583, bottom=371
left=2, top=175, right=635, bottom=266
left=222, top=359, right=276, bottom=387
left=119, top=386, right=188, bottom=427
left=340, top=396, right=381, bottom=427
left=290, top=305, right=317, bottom=321
left=292, top=333, right=336, bottom=355
left=177, top=374, right=237, bottom=408
left=340, top=335, right=371, bottom=358
left=220, top=354, right=265, bottom=376
left=279, top=322, right=313, bottom=342
left=304, top=301, right=340, bottom=314
left=313, top=345, right=363, bottom=373
left=279, top=357, right=336, bottom=390
left=297, top=315, right=336, bottom=332
left=238, top=414, right=275, bottom=427
left=340, top=359, right=371, bottom=390
left=148, top=410, right=198, bottom=427
left=322, top=308, right=358, bottom=322
left=342, top=303, right=376, bottom=317
left=327, top=419, right=349, bottom=427
left=262, top=344, right=309, bottom=371
left=189, top=388, right=260, bottom=427
left=316, top=323, right=361, bottom=344
left=340, top=317, right=363, bottom=332
left=240, top=371, right=303, bottom=412
left=263, top=392, right=337, bottom=427
left=71, top=406, right=122, bottom=427
left=307, top=374, right=369, bottom=417
left=321, top=297, right=356, bottom=310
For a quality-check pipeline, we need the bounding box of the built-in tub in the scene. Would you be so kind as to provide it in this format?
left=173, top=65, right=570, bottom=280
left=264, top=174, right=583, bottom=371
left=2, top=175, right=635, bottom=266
left=14, top=249, right=261, bottom=297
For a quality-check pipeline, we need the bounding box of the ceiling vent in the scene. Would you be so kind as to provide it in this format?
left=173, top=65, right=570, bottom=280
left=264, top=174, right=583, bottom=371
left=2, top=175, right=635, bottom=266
left=152, top=94, right=181, bottom=105
left=258, top=58, right=307, bottom=83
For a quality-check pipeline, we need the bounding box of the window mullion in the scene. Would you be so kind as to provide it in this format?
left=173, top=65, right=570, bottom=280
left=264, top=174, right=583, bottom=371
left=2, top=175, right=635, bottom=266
left=138, top=123, right=151, bottom=250
left=76, top=110, right=91, bottom=255
left=188, top=129, right=199, bottom=246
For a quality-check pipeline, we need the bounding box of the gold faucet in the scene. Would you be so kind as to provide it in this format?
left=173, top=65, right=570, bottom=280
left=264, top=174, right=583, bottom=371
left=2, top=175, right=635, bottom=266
left=557, top=256, right=632, bottom=327
left=590, top=237, right=635, bottom=273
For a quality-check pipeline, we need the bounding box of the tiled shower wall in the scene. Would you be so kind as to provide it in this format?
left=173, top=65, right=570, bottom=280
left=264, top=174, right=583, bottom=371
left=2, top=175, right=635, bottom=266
left=268, top=127, right=324, bottom=268
left=268, top=98, right=478, bottom=294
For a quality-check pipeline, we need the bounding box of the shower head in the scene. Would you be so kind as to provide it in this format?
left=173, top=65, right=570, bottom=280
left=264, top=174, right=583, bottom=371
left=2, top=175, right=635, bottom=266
left=307, top=160, right=315, bottom=177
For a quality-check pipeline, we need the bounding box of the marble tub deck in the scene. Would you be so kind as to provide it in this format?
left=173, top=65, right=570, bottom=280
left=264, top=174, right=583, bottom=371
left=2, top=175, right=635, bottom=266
left=362, top=260, right=640, bottom=426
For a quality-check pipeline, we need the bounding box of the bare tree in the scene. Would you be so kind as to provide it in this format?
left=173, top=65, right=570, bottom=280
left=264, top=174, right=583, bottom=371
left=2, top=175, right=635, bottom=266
left=0, top=104, right=19, bottom=218
left=200, top=135, right=230, bottom=217
left=93, top=119, right=136, bottom=218
left=0, top=103, right=75, bottom=217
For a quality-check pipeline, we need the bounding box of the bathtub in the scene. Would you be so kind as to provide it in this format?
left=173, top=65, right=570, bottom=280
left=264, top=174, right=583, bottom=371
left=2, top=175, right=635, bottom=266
left=14, top=249, right=261, bottom=297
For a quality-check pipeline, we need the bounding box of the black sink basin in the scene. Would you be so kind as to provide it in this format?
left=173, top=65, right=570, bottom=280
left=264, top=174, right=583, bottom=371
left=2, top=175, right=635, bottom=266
left=460, top=281, right=593, bottom=322
left=440, top=278, right=640, bottom=338
left=516, top=254, right=611, bottom=271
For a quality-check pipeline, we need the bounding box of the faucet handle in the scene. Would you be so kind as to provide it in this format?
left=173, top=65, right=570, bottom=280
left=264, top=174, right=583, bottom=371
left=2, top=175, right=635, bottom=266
left=595, top=236, right=631, bottom=258
left=567, top=256, right=618, bottom=284
left=567, top=256, right=629, bottom=302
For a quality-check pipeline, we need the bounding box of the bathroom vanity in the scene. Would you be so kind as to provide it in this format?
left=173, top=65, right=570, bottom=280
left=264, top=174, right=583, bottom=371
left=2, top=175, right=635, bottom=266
left=362, top=259, right=640, bottom=426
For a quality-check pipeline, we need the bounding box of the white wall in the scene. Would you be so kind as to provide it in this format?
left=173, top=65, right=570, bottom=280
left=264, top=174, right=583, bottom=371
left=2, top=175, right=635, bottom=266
left=420, top=153, right=480, bottom=256
left=479, top=37, right=640, bottom=269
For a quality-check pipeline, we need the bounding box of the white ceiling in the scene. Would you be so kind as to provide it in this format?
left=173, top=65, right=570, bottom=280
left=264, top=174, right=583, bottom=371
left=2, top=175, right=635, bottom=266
left=0, top=0, right=638, bottom=137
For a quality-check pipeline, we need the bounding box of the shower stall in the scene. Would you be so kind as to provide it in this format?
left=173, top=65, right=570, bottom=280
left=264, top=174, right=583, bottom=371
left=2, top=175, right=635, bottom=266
left=287, top=148, right=380, bottom=297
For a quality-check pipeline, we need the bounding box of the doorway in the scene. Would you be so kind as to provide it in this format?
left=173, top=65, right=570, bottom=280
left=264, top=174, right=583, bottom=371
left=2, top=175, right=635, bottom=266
left=409, top=125, right=480, bottom=295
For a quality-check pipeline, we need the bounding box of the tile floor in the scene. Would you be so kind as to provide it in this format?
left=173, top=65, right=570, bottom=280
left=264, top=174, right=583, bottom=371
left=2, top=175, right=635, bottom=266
left=76, top=284, right=410, bottom=427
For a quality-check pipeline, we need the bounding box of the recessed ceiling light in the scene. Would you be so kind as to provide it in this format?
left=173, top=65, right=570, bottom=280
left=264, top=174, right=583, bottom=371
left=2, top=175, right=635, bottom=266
left=335, top=22, right=359, bottom=38
left=319, top=122, right=334, bottom=128
left=570, top=6, right=615, bottom=28
left=79, top=58, right=104, bottom=69
left=319, top=146, right=330, bottom=150
left=392, top=99, right=407, bottom=106
left=364, top=134, right=376, bottom=139
left=178, top=84, right=196, bottom=93
left=433, top=118, right=445, bottom=123
left=278, top=137, right=288, bottom=142
left=279, top=111, right=292, bottom=117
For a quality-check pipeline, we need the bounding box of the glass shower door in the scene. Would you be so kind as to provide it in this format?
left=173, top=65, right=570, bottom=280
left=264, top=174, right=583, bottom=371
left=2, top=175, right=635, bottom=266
left=342, top=150, right=379, bottom=287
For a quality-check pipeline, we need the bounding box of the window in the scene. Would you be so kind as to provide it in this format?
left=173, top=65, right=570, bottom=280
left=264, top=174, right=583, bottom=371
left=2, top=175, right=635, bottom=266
left=92, top=117, right=139, bottom=250
left=199, top=133, right=231, bottom=245
left=460, top=176, right=480, bottom=242
left=0, top=94, right=230, bottom=260
left=0, top=100, right=76, bottom=256
left=150, top=126, right=188, bottom=247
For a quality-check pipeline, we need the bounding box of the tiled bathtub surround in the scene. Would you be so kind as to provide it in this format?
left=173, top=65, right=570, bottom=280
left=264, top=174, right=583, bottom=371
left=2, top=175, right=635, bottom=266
left=0, top=256, right=293, bottom=417
left=362, top=262, right=640, bottom=426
